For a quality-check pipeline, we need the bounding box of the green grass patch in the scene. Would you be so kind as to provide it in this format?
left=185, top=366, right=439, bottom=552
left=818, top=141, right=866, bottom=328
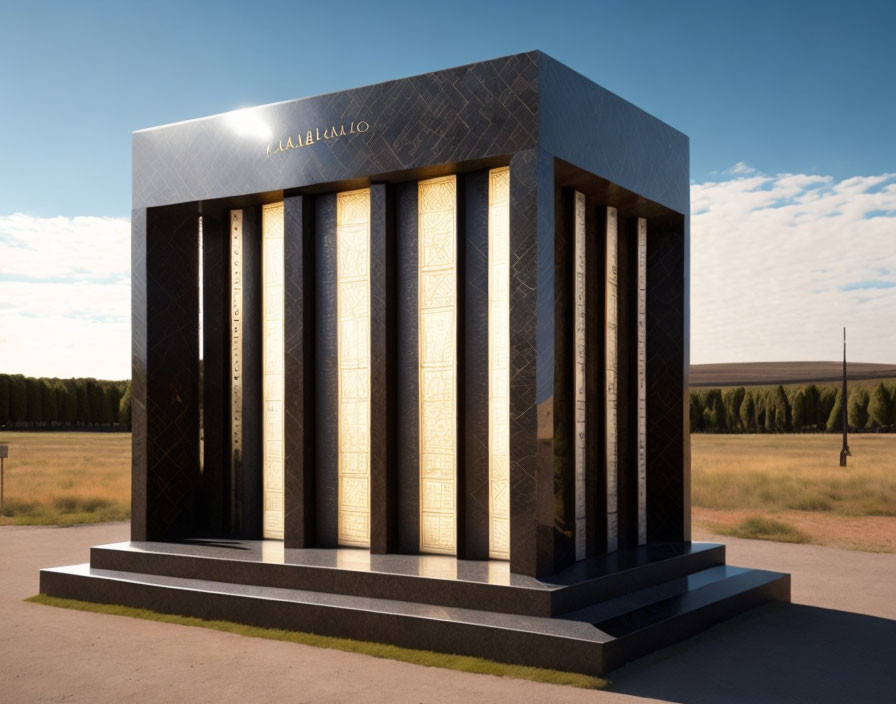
left=26, top=594, right=607, bottom=690
left=713, top=516, right=809, bottom=544
left=0, top=498, right=129, bottom=526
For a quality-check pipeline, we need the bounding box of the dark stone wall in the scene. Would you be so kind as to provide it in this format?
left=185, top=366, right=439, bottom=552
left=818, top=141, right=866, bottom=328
left=461, top=170, right=490, bottom=560
left=395, top=181, right=420, bottom=554
left=131, top=203, right=200, bottom=541
left=645, top=215, right=689, bottom=543
left=283, top=194, right=316, bottom=548
left=369, top=184, right=397, bottom=554
left=200, top=206, right=228, bottom=534
left=314, top=194, right=339, bottom=547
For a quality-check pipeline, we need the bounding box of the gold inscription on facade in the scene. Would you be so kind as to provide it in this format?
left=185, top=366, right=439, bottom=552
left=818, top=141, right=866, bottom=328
left=418, top=175, right=457, bottom=555
left=230, top=210, right=244, bottom=508
left=266, top=121, right=371, bottom=157
left=574, top=191, right=587, bottom=560
left=488, top=167, right=511, bottom=560
left=337, top=189, right=372, bottom=548
left=262, top=203, right=285, bottom=539
left=637, top=218, right=648, bottom=545
left=605, top=207, right=619, bottom=552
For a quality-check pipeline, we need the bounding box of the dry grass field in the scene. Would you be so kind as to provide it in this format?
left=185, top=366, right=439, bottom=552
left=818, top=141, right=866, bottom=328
left=1, top=431, right=894, bottom=552
left=0, top=432, right=130, bottom=526
left=692, top=434, right=896, bottom=552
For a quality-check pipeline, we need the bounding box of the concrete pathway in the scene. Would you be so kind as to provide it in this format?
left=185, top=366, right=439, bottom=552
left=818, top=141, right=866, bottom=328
left=1, top=522, right=893, bottom=703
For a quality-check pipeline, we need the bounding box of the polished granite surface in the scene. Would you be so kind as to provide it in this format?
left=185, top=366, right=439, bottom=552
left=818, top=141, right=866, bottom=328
left=95, top=539, right=724, bottom=590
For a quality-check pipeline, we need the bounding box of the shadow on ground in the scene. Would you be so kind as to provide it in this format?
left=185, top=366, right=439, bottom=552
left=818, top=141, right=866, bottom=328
left=609, top=603, right=894, bottom=703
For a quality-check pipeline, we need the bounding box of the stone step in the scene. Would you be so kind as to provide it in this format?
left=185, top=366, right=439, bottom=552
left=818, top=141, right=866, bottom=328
left=39, top=560, right=788, bottom=676
left=88, top=540, right=725, bottom=618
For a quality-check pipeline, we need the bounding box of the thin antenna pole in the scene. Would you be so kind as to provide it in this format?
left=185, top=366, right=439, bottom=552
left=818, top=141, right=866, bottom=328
left=840, top=327, right=850, bottom=467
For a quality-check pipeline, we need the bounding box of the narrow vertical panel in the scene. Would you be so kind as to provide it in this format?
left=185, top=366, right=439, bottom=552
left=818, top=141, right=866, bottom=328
left=230, top=210, right=244, bottom=520
left=637, top=218, right=648, bottom=545
left=605, top=206, right=619, bottom=552
left=418, top=175, right=457, bottom=555
left=488, top=167, right=510, bottom=560
left=262, top=203, right=285, bottom=539
left=337, top=189, right=371, bottom=548
left=573, top=191, right=586, bottom=560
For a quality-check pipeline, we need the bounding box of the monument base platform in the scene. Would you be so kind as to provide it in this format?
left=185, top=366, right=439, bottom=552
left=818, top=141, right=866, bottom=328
left=40, top=540, right=789, bottom=676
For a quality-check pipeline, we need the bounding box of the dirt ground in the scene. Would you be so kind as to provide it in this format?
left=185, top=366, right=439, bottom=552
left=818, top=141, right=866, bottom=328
left=1, top=522, right=895, bottom=703
left=694, top=506, right=896, bottom=552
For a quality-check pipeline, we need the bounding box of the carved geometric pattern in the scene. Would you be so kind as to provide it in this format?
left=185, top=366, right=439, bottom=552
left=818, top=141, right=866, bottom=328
left=605, top=206, right=619, bottom=552
left=262, top=203, right=285, bottom=539
left=573, top=191, right=586, bottom=560
left=488, top=167, right=511, bottom=560
left=418, top=175, right=457, bottom=555
left=230, top=210, right=244, bottom=517
left=337, top=189, right=371, bottom=547
left=637, top=218, right=647, bottom=545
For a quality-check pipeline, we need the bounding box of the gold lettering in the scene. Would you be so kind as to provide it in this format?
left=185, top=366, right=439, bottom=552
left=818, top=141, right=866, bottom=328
left=349, top=122, right=355, bottom=134
left=315, top=127, right=321, bottom=141
left=296, top=133, right=304, bottom=147
left=357, top=121, right=370, bottom=133
left=338, top=125, right=346, bottom=136
left=306, top=131, right=314, bottom=145
left=266, top=144, right=273, bottom=157
left=286, top=136, right=297, bottom=150
left=323, top=128, right=331, bottom=139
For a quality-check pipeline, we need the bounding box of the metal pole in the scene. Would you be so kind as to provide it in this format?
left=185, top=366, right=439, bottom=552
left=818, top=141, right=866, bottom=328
left=840, top=327, right=850, bottom=467
left=1, top=457, right=4, bottom=508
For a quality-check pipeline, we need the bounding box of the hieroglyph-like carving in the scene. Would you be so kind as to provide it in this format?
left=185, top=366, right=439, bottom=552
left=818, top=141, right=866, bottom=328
left=488, top=167, right=511, bottom=560
left=337, top=189, right=372, bottom=547
left=418, top=176, right=458, bottom=555
left=262, top=203, right=285, bottom=539
left=605, top=207, right=619, bottom=552
left=230, top=211, right=243, bottom=499
left=637, top=218, right=648, bottom=545
left=574, top=191, right=587, bottom=560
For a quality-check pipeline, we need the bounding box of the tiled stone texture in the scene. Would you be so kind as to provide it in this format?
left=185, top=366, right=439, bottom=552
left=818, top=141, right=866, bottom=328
left=283, top=194, right=316, bottom=548
left=131, top=203, right=200, bottom=540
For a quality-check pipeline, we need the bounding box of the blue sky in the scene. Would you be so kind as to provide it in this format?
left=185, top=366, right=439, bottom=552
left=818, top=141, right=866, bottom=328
left=0, top=0, right=894, bottom=377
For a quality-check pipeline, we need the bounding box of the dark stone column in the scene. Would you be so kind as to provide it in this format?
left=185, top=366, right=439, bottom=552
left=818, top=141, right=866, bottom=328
left=509, top=149, right=573, bottom=578
left=131, top=203, right=200, bottom=541
left=645, top=214, right=689, bottom=543
left=231, top=207, right=263, bottom=539
left=370, top=184, right=397, bottom=554
left=200, top=205, right=228, bottom=535
left=460, top=170, right=490, bottom=561
left=585, top=200, right=606, bottom=556
left=283, top=194, right=316, bottom=548
left=395, top=182, right=420, bottom=554
left=314, top=193, right=339, bottom=547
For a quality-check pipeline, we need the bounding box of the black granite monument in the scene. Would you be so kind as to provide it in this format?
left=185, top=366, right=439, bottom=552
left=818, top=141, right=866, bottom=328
left=41, top=52, right=789, bottom=675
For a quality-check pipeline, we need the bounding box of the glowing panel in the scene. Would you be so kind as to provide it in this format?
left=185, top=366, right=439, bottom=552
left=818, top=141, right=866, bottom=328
left=262, top=203, right=285, bottom=539
left=418, top=175, right=457, bottom=555
left=573, top=191, right=586, bottom=560
left=605, top=207, right=619, bottom=552
left=637, top=218, right=647, bottom=545
left=488, top=167, right=510, bottom=560
left=230, top=211, right=243, bottom=493
left=337, top=189, right=371, bottom=548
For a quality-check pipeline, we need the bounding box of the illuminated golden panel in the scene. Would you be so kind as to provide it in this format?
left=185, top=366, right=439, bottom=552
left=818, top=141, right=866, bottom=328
left=637, top=218, right=647, bottom=545
left=337, top=189, right=371, bottom=548
left=488, top=167, right=510, bottom=560
left=573, top=191, right=586, bottom=560
left=262, top=202, right=285, bottom=540
left=605, top=207, right=619, bottom=552
left=230, top=211, right=243, bottom=500
left=418, top=175, right=457, bottom=555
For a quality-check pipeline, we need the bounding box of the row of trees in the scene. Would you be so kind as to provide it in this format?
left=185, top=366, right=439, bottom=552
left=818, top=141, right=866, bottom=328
left=0, top=374, right=131, bottom=430
left=690, top=382, right=896, bottom=433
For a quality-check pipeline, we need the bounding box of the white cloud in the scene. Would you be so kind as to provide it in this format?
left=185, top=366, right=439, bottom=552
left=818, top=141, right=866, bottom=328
left=691, top=167, right=896, bottom=364
left=0, top=214, right=130, bottom=379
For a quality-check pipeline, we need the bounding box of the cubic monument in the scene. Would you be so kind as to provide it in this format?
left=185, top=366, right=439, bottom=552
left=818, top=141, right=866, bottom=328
left=41, top=52, right=789, bottom=675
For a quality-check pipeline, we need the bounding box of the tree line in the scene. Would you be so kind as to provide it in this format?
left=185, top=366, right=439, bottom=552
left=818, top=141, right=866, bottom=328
left=690, top=381, right=896, bottom=433
left=0, top=374, right=131, bottom=430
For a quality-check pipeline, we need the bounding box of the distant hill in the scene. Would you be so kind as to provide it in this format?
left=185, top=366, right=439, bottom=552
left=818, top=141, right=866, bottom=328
left=689, top=361, right=896, bottom=388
